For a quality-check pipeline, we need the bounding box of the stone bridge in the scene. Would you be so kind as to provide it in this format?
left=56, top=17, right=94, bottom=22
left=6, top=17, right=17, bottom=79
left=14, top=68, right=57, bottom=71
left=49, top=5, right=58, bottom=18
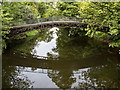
left=9, top=16, right=109, bottom=37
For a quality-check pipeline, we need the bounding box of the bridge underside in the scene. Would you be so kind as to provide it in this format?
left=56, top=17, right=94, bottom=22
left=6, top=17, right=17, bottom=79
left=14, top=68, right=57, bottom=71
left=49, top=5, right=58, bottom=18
left=9, top=21, right=109, bottom=37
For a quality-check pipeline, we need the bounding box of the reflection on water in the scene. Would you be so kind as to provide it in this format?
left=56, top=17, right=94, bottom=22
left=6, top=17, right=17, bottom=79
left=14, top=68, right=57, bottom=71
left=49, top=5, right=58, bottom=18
left=31, top=27, right=59, bottom=58
left=2, top=27, right=120, bottom=89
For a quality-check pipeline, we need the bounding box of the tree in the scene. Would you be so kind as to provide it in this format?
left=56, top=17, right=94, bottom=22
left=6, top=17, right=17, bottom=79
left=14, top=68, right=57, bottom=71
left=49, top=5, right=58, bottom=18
left=56, top=2, right=80, bottom=17
left=78, top=2, right=120, bottom=48
left=1, top=2, right=41, bottom=49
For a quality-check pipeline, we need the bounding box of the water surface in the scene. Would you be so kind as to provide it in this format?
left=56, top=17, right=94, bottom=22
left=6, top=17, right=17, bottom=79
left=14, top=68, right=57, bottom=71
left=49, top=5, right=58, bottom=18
left=2, top=27, right=120, bottom=89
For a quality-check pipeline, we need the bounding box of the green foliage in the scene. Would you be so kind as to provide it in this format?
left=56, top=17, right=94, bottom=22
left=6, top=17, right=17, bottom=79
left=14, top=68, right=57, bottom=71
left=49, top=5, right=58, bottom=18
left=2, top=2, right=120, bottom=52
left=78, top=2, right=120, bottom=48
left=1, top=2, right=13, bottom=49
left=1, top=2, right=44, bottom=49
left=36, top=2, right=47, bottom=18
left=26, top=30, right=39, bottom=36
left=43, top=2, right=59, bottom=18
left=56, top=2, right=80, bottom=17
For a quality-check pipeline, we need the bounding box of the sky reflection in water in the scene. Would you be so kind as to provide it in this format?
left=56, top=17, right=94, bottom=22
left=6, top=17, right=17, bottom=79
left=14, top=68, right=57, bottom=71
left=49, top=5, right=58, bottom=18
left=2, top=27, right=120, bottom=89
left=31, top=27, right=59, bottom=58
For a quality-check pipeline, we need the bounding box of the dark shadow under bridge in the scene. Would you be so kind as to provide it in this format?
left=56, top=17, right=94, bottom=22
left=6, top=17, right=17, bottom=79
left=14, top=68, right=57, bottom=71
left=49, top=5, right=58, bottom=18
left=3, top=53, right=118, bottom=71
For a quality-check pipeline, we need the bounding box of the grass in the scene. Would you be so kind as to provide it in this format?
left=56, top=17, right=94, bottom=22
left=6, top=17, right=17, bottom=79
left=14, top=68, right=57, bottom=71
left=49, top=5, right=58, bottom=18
left=13, top=29, right=41, bottom=40
left=26, top=30, right=40, bottom=36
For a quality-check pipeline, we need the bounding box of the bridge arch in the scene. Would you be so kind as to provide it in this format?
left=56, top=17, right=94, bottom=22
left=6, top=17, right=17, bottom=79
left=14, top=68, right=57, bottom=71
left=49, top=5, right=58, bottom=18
left=9, top=16, right=109, bottom=37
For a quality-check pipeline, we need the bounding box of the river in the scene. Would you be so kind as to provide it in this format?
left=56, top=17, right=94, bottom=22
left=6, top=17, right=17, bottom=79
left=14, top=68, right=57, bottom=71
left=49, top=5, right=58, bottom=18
left=2, top=27, right=120, bottom=89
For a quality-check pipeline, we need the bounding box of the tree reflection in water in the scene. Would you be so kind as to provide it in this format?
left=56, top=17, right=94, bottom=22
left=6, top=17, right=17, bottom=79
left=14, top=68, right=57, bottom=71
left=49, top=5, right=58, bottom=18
left=2, top=66, right=34, bottom=88
left=75, top=64, right=119, bottom=88
left=2, top=27, right=120, bottom=89
left=45, top=28, right=120, bottom=88
left=48, top=69, right=76, bottom=89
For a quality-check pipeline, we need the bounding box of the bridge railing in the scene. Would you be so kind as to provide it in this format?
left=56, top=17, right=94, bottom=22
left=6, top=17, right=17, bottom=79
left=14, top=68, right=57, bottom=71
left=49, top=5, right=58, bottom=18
left=13, top=16, right=86, bottom=26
